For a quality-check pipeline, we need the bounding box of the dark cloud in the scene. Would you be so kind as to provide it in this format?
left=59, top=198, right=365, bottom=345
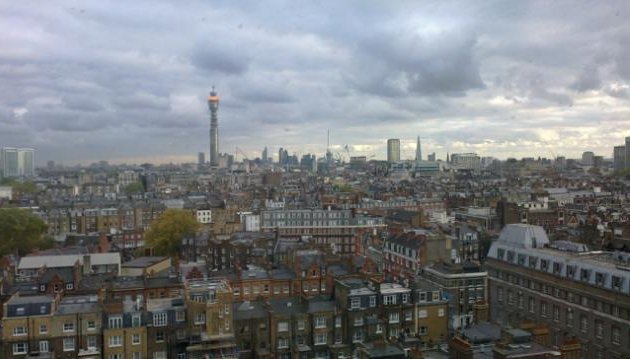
left=190, top=42, right=250, bottom=75
left=0, top=1, right=628, bottom=163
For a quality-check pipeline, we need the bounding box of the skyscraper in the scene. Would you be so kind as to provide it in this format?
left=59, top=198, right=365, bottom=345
left=208, top=89, right=220, bottom=167
left=387, top=139, right=400, bottom=163
left=262, top=147, right=268, bottom=163
left=1, top=147, right=34, bottom=177
left=415, top=136, right=422, bottom=162
left=198, top=152, right=205, bottom=165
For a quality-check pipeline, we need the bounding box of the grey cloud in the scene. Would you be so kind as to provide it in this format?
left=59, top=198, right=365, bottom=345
left=190, top=42, right=250, bottom=75
left=350, top=29, right=484, bottom=97
left=571, top=66, right=601, bottom=92
left=112, top=92, right=170, bottom=111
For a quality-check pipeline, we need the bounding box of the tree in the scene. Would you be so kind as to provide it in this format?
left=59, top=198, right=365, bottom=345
left=144, top=209, right=200, bottom=257
left=124, top=181, right=145, bottom=194
left=0, top=208, right=51, bottom=256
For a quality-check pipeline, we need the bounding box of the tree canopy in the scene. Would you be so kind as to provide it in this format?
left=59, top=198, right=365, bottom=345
left=144, top=209, right=200, bottom=257
left=0, top=208, right=51, bottom=256
left=124, top=181, right=145, bottom=194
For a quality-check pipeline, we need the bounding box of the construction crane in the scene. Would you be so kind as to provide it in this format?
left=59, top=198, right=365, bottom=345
left=235, top=147, right=249, bottom=162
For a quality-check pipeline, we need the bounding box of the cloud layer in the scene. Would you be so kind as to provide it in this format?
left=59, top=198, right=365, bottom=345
left=0, top=0, right=629, bottom=164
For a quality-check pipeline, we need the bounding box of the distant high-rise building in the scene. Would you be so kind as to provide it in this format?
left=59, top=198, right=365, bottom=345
left=47, top=160, right=55, bottom=170
left=198, top=152, right=205, bottom=165
left=1, top=147, right=34, bottom=177
left=207, top=89, right=220, bottom=167
left=262, top=147, right=268, bottom=163
left=614, top=145, right=626, bottom=171
left=387, top=139, right=400, bottom=163
left=626, top=136, right=630, bottom=169
left=415, top=136, right=422, bottom=162
left=581, top=151, right=594, bottom=166
left=428, top=153, right=436, bottom=162
left=451, top=153, right=481, bottom=171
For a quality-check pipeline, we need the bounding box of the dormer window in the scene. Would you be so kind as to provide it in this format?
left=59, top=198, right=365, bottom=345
left=566, top=265, right=576, bottom=278
left=540, top=259, right=549, bottom=271
left=552, top=262, right=562, bottom=275
left=595, top=272, right=606, bottom=286
left=497, top=249, right=505, bottom=260
left=528, top=257, right=537, bottom=268
left=612, top=276, right=623, bottom=291
left=580, top=269, right=590, bottom=282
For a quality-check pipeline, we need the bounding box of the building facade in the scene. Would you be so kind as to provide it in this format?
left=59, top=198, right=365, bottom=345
left=486, top=224, right=630, bottom=358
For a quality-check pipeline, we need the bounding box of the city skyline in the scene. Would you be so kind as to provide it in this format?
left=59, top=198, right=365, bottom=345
left=1, top=1, right=629, bottom=165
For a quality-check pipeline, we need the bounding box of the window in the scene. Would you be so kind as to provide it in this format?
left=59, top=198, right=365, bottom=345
left=278, top=321, right=288, bottom=332
left=612, top=276, right=623, bottom=291
left=497, top=287, right=503, bottom=302
left=612, top=326, right=620, bottom=345
left=153, top=312, right=167, bottom=326
left=109, top=315, right=123, bottom=329
left=109, top=335, right=122, bottom=347
left=384, top=295, right=396, bottom=305
left=278, top=338, right=289, bottom=349
left=87, top=336, right=96, bottom=349
left=335, top=316, right=342, bottom=328
left=390, top=327, right=399, bottom=338
left=566, top=309, right=573, bottom=327
left=419, top=326, right=428, bottom=335
left=132, top=334, right=141, bottom=345
left=376, top=324, right=383, bottom=333
left=176, top=310, right=185, bottom=322
left=553, top=306, right=559, bottom=322
left=66, top=283, right=74, bottom=290
left=417, top=310, right=427, bottom=318
left=315, top=316, right=326, bottom=328
left=580, top=269, right=590, bottom=282
left=194, top=312, right=205, bottom=324
left=580, top=316, right=588, bottom=333
left=541, top=301, right=548, bottom=317
left=110, top=354, right=122, bottom=359
left=402, top=293, right=409, bottom=303
left=354, top=316, right=364, bottom=326
left=405, top=310, right=412, bottom=321
left=153, top=352, right=166, bottom=359
left=595, top=272, right=606, bottom=286
left=438, top=308, right=445, bottom=317
left=63, top=337, right=75, bottom=352
left=353, top=331, right=363, bottom=342
left=156, top=331, right=164, bottom=342
left=63, top=322, right=75, bottom=332
left=13, top=326, right=27, bottom=336
left=87, top=320, right=96, bottom=330
left=16, top=307, right=25, bottom=315
left=13, top=343, right=27, bottom=355
left=133, top=353, right=141, bottom=359
left=39, top=340, right=49, bottom=353
left=595, top=321, right=603, bottom=339
left=529, top=297, right=535, bottom=313
left=350, top=297, right=360, bottom=309
left=315, top=333, right=327, bottom=345
left=528, top=257, right=537, bottom=268
left=132, top=314, right=141, bottom=327
left=369, top=296, right=376, bottom=307
left=389, top=312, right=399, bottom=323
left=517, top=293, right=524, bottom=309
left=419, top=292, right=427, bottom=302
left=177, top=329, right=186, bottom=340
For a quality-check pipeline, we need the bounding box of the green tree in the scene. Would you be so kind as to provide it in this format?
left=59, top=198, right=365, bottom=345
left=0, top=208, right=51, bottom=256
left=144, top=209, right=200, bottom=257
left=124, top=181, right=145, bottom=194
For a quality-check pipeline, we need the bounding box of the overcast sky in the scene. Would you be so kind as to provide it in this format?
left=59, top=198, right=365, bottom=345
left=1, top=1, right=629, bottom=165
